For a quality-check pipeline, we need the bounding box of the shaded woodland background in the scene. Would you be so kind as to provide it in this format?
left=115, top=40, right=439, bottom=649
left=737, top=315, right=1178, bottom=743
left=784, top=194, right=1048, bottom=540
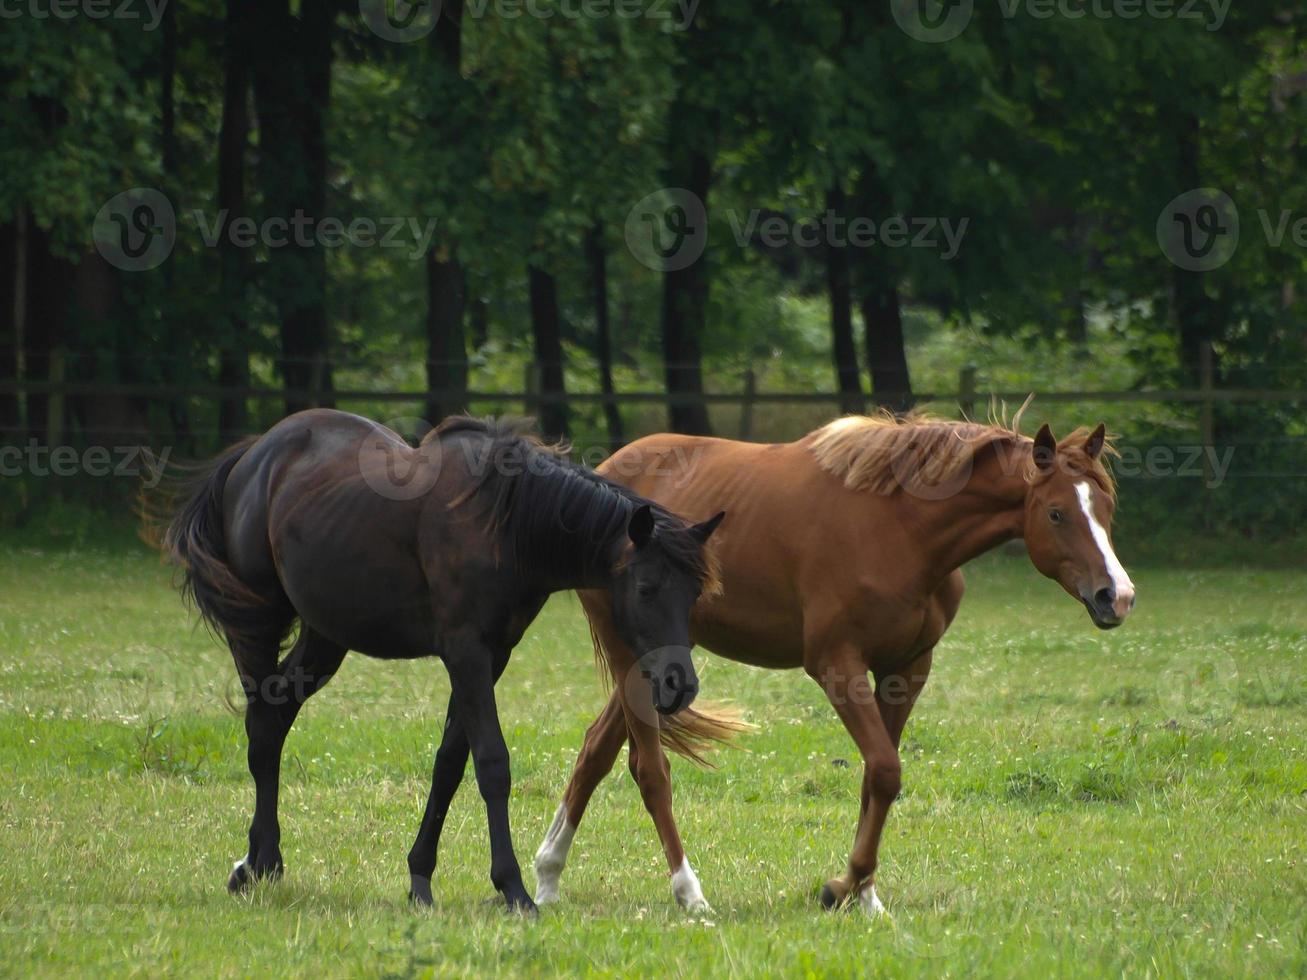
left=1, top=0, right=1304, bottom=548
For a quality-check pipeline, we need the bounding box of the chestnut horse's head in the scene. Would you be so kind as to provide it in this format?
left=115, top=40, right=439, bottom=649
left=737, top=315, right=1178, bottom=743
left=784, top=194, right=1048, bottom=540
left=610, top=505, right=725, bottom=715
left=1022, top=423, right=1136, bottom=630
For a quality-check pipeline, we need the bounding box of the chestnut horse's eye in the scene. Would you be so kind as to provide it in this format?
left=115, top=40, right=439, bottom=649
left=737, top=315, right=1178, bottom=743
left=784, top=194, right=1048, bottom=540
left=1049, top=508, right=1064, bottom=525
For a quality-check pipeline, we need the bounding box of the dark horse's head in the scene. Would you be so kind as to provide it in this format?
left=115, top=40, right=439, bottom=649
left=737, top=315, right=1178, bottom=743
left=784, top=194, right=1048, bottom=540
left=434, top=416, right=725, bottom=718
left=611, top=505, right=724, bottom=715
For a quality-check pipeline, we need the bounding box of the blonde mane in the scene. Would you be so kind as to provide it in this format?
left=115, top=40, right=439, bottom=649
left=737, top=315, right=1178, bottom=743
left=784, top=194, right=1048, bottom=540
left=806, top=412, right=1117, bottom=498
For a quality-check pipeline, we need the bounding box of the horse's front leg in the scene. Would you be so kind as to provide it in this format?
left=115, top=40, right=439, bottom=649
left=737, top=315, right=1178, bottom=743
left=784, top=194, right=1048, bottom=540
left=602, top=617, right=710, bottom=914
left=441, top=630, right=534, bottom=914
left=810, top=645, right=899, bottom=917
left=408, top=646, right=512, bottom=906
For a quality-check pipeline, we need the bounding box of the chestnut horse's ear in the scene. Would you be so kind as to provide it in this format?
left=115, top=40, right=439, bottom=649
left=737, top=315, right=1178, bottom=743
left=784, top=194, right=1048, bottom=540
left=692, top=511, right=726, bottom=542
left=1084, top=422, right=1107, bottom=460
left=1033, top=423, right=1057, bottom=472
left=628, top=504, right=655, bottom=548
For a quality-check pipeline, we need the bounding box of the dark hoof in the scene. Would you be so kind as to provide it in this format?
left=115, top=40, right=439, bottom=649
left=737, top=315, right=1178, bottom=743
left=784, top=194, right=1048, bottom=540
left=228, top=856, right=282, bottom=893
left=227, top=860, right=251, bottom=894
left=409, top=874, right=434, bottom=907
left=818, top=882, right=840, bottom=910
left=505, top=891, right=538, bottom=918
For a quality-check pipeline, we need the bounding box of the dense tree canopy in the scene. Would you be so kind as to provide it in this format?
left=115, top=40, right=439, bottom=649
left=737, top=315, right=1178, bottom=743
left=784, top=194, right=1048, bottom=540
left=1, top=0, right=1304, bottom=531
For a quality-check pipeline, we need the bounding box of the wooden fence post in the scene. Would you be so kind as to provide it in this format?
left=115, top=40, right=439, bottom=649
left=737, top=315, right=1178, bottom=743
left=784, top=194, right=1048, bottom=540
left=739, top=368, right=756, bottom=441
left=959, top=364, right=977, bottom=420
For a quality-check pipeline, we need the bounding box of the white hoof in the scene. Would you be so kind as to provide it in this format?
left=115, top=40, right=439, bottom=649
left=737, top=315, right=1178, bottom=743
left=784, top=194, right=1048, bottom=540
left=859, top=884, right=887, bottom=917
left=533, top=804, right=575, bottom=906
left=671, top=857, right=711, bottom=914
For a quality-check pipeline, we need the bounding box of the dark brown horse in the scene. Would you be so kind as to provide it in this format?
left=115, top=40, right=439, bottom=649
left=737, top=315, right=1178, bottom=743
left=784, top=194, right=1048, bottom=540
left=533, top=415, right=1135, bottom=914
left=159, top=409, right=723, bottom=914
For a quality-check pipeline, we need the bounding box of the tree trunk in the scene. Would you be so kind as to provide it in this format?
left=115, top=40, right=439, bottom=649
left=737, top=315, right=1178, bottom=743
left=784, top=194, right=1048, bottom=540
left=861, top=285, right=913, bottom=413
left=825, top=183, right=864, bottom=415
left=23, top=220, right=73, bottom=448
left=469, top=297, right=489, bottom=350
left=217, top=0, right=252, bottom=443
left=853, top=168, right=913, bottom=413
left=250, top=0, right=335, bottom=416
left=422, top=0, right=468, bottom=428
left=528, top=265, right=569, bottom=441
left=1173, top=113, right=1221, bottom=386
left=425, top=251, right=467, bottom=424
left=661, top=142, right=713, bottom=435
left=0, top=220, right=18, bottom=436
left=586, top=223, right=623, bottom=447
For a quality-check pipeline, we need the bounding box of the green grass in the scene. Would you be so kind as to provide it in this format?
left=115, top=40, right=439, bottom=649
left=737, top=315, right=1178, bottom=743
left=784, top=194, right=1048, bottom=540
left=0, top=545, right=1304, bottom=977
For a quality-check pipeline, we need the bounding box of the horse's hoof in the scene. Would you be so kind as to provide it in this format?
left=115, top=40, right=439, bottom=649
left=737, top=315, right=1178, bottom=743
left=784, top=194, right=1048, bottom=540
left=505, top=891, right=538, bottom=917
left=819, top=877, right=851, bottom=910
left=227, top=858, right=251, bottom=894
left=859, top=885, right=887, bottom=917
left=409, top=874, right=434, bottom=907
left=228, top=854, right=282, bottom=893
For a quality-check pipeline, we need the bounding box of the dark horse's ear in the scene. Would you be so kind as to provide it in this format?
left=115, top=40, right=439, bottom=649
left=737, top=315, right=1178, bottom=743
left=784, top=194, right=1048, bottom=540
left=1033, top=423, right=1057, bottom=472
left=1084, top=422, right=1107, bottom=460
left=628, top=504, right=655, bottom=548
left=692, top=511, right=726, bottom=542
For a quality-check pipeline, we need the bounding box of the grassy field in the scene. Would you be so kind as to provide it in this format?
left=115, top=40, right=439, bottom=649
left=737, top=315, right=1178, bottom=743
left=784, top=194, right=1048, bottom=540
left=0, top=544, right=1304, bottom=978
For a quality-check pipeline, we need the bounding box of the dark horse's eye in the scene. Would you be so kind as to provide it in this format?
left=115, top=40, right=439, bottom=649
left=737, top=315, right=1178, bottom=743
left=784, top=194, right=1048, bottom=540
left=636, top=583, right=657, bottom=599
left=1049, top=508, right=1064, bottom=525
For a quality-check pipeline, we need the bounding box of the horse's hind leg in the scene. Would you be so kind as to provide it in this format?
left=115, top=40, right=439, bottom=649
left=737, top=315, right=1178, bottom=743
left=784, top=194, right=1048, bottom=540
left=810, top=645, right=900, bottom=916
left=228, top=626, right=346, bottom=892
left=533, top=691, right=626, bottom=905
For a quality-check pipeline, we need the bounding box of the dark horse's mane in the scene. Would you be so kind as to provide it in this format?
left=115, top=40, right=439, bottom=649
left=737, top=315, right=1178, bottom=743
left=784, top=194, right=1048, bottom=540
left=431, top=416, right=720, bottom=591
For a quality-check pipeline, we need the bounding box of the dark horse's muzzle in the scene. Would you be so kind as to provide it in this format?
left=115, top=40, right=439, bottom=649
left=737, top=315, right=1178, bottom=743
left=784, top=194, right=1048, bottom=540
left=635, top=647, right=700, bottom=716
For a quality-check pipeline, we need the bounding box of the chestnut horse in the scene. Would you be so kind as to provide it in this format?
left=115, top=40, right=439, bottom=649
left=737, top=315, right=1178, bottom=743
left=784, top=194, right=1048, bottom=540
left=159, top=410, right=723, bottom=914
left=533, top=415, right=1135, bottom=914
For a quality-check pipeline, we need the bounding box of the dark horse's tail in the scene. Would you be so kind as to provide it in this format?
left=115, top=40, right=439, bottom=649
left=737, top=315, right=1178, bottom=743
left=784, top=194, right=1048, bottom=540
left=150, top=437, right=278, bottom=678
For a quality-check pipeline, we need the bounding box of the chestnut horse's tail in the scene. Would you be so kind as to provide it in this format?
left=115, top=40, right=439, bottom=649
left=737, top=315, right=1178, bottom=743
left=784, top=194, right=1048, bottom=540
left=658, top=702, right=753, bottom=767
left=589, top=622, right=753, bottom=767
left=152, top=437, right=282, bottom=675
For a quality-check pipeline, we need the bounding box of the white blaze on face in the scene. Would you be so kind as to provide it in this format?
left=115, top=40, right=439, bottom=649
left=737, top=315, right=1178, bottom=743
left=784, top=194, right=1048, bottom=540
left=1075, top=481, right=1135, bottom=615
